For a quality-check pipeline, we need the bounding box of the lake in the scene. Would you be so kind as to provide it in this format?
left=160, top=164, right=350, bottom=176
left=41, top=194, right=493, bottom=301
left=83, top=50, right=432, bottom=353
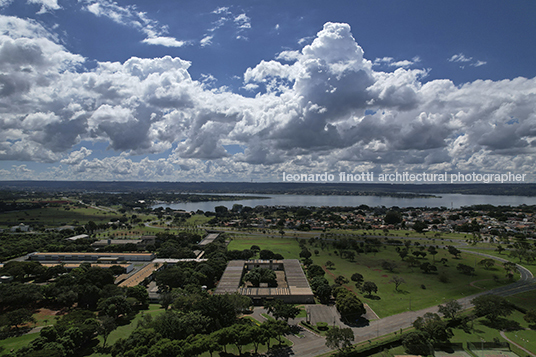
left=153, top=193, right=536, bottom=212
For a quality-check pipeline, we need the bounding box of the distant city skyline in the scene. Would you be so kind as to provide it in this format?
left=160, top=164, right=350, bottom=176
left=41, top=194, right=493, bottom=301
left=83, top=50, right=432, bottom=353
left=1, top=0, right=535, bottom=182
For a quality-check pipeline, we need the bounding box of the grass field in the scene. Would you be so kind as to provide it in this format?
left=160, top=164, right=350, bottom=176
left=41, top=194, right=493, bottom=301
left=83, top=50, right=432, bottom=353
left=228, top=236, right=304, bottom=259
left=0, top=333, right=40, bottom=356
left=0, top=205, right=126, bottom=228
left=228, top=234, right=521, bottom=318
left=506, top=290, right=536, bottom=311
left=460, top=248, right=536, bottom=276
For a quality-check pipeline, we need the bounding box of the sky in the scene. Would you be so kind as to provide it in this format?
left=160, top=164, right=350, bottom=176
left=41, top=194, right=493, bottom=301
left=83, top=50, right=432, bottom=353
left=1, top=0, right=536, bottom=182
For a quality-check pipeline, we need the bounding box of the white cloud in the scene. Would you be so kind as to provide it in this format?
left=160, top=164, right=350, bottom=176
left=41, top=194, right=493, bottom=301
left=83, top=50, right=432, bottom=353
left=449, top=53, right=487, bottom=68
left=142, top=36, right=186, bottom=47
left=373, top=56, right=420, bottom=68
left=1, top=16, right=535, bottom=180
left=212, top=7, right=230, bottom=15
left=472, top=60, right=487, bottom=67
left=234, top=13, right=251, bottom=29
left=449, top=53, right=472, bottom=63
left=81, top=0, right=184, bottom=48
left=61, top=147, right=92, bottom=165
left=200, top=35, right=213, bottom=47
left=27, top=0, right=60, bottom=14
left=0, top=0, right=14, bottom=9
left=206, top=7, right=252, bottom=42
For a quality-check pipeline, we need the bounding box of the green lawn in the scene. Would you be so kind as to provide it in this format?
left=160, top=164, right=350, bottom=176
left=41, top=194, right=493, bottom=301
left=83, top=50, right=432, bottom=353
left=185, top=214, right=213, bottom=226
left=504, top=329, right=536, bottom=354
left=0, top=205, right=125, bottom=228
left=506, top=290, right=536, bottom=311
left=0, top=333, right=40, bottom=356
left=227, top=236, right=304, bottom=259
left=87, top=305, right=166, bottom=357
left=311, top=246, right=519, bottom=318
left=229, top=234, right=521, bottom=318
left=460, top=248, right=536, bottom=276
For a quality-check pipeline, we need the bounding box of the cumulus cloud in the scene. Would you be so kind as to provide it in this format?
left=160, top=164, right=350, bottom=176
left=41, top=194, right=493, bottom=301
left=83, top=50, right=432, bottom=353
left=1, top=16, right=535, bottom=181
left=61, top=147, right=92, bottom=165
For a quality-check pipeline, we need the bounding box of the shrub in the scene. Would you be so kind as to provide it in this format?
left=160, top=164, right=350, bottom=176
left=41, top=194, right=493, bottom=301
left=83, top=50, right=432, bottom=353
left=316, top=322, right=329, bottom=331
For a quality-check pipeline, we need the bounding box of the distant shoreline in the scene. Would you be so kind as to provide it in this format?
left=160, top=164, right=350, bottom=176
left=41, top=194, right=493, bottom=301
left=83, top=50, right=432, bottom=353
left=1, top=181, right=536, bottom=197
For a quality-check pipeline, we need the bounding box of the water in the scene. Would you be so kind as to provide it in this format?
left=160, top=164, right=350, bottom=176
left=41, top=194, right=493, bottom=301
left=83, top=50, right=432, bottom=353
left=153, top=193, right=536, bottom=212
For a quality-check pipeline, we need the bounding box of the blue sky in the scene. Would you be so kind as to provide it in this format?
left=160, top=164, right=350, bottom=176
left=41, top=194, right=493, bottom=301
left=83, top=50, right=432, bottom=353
left=1, top=0, right=535, bottom=182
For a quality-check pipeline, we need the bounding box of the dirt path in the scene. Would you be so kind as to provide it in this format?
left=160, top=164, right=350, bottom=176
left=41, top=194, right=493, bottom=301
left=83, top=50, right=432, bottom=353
left=469, top=279, right=492, bottom=289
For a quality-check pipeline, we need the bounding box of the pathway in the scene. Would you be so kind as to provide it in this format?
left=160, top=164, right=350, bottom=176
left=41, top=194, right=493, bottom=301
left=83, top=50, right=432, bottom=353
left=500, top=331, right=536, bottom=357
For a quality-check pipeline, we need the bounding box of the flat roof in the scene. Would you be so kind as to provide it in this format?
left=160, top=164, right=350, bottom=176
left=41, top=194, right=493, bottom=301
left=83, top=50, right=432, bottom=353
left=118, top=263, right=159, bottom=287
left=215, top=259, right=314, bottom=298
left=31, top=252, right=154, bottom=257
left=199, top=233, right=220, bottom=246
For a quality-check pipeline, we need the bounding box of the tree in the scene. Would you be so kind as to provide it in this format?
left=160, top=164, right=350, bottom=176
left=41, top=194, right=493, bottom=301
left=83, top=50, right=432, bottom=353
left=523, top=309, right=536, bottom=326
left=261, top=319, right=290, bottom=346
left=362, top=281, right=378, bottom=296
left=381, top=260, right=397, bottom=272
left=325, top=261, right=335, bottom=269
left=98, top=295, right=132, bottom=320
left=413, top=221, right=427, bottom=233
left=405, top=256, right=420, bottom=268
left=438, top=300, right=462, bottom=320
left=399, top=249, right=408, bottom=261
left=420, top=262, right=437, bottom=274
left=250, top=245, right=261, bottom=255
left=428, top=246, right=438, bottom=261
left=403, top=331, right=432, bottom=356
left=299, top=248, right=312, bottom=259
left=316, top=284, right=332, bottom=304
left=325, top=326, right=354, bottom=352
left=336, top=293, right=366, bottom=318
left=126, top=285, right=149, bottom=306
left=503, top=261, right=517, bottom=275
left=307, top=264, right=325, bottom=279
left=471, top=295, right=514, bottom=322
left=334, top=275, right=349, bottom=285
left=384, top=211, right=403, bottom=225
left=351, top=273, right=364, bottom=288
left=413, top=312, right=453, bottom=343
left=478, top=258, right=495, bottom=270
left=389, top=276, right=405, bottom=292
left=447, top=246, right=461, bottom=258
left=265, top=300, right=300, bottom=322
left=259, top=249, right=275, bottom=260
left=97, top=316, right=116, bottom=348
left=456, top=263, right=475, bottom=276
left=0, top=308, right=35, bottom=331
left=244, top=268, right=277, bottom=287
left=227, top=324, right=255, bottom=356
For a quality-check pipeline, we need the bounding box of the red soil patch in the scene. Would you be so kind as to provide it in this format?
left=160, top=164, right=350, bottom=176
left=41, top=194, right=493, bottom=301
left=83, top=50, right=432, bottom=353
left=381, top=274, right=388, bottom=277
left=373, top=269, right=382, bottom=272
